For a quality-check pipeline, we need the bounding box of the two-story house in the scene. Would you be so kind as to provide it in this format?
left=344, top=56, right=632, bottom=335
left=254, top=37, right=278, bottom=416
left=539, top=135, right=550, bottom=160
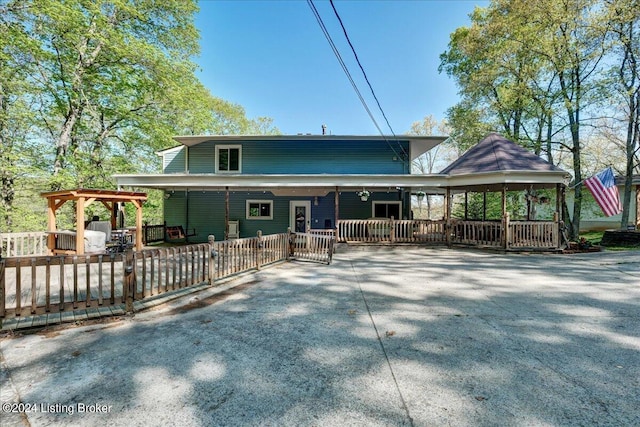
left=115, top=134, right=446, bottom=241
left=115, top=133, right=571, bottom=249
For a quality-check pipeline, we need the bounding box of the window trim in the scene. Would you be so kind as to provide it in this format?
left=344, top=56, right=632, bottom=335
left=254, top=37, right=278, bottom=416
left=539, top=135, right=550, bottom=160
left=246, top=199, right=273, bottom=220
left=215, top=144, right=242, bottom=173
left=372, top=201, right=402, bottom=219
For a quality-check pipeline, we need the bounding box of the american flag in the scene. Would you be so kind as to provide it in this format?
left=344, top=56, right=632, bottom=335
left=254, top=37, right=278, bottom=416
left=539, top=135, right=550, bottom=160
left=584, top=167, right=622, bottom=217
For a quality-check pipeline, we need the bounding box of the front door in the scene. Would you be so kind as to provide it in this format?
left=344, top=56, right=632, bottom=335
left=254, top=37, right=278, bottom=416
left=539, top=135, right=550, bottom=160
left=290, top=201, right=311, bottom=233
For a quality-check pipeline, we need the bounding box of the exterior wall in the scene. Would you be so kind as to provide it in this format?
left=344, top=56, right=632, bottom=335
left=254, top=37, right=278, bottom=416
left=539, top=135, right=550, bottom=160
left=164, top=190, right=410, bottom=242
left=163, top=147, right=186, bottom=174
left=186, top=139, right=410, bottom=174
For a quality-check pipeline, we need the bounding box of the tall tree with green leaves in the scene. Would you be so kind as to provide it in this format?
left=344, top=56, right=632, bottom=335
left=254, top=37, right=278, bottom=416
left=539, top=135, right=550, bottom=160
left=13, top=0, right=202, bottom=190
left=1, top=0, right=279, bottom=231
left=606, top=0, right=640, bottom=228
left=441, top=0, right=611, bottom=238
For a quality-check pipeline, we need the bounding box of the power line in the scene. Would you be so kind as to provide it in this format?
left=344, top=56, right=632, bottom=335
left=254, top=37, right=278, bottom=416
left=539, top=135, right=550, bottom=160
left=328, top=0, right=406, bottom=158
left=306, top=0, right=405, bottom=160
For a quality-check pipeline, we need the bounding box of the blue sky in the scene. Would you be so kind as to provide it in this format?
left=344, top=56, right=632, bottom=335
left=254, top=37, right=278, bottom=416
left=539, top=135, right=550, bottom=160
left=195, top=0, right=487, bottom=136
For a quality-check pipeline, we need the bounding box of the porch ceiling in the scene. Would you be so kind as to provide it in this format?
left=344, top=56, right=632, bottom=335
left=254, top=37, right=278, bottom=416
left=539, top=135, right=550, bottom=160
left=115, top=171, right=569, bottom=193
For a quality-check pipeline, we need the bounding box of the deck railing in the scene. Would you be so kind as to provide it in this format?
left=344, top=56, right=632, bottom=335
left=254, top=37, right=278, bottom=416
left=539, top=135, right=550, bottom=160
left=508, top=221, right=559, bottom=249
left=1, top=232, right=294, bottom=320
left=450, top=220, right=503, bottom=247
left=1, top=232, right=48, bottom=258
left=337, top=218, right=560, bottom=249
left=337, top=219, right=446, bottom=244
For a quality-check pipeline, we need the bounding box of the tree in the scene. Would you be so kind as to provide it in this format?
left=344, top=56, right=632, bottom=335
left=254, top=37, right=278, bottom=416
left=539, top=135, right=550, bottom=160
left=1, top=0, right=279, bottom=231
left=606, top=0, right=640, bottom=228
left=0, top=0, right=39, bottom=231
left=440, top=0, right=612, bottom=238
left=408, top=115, right=451, bottom=218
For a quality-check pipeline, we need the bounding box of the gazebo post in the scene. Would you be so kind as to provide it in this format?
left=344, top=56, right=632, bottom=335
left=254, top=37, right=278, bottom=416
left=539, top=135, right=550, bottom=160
left=482, top=190, right=487, bottom=221
left=464, top=192, right=468, bottom=220
left=502, top=185, right=509, bottom=250
left=110, top=202, right=118, bottom=230
left=47, top=197, right=56, bottom=255
left=76, top=197, right=85, bottom=255
left=134, top=200, right=143, bottom=251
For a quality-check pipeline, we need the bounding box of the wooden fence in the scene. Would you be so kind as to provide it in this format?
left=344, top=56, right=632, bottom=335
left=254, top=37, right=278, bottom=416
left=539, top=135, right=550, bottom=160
left=0, top=232, right=297, bottom=320
left=290, top=232, right=335, bottom=264
left=336, top=219, right=446, bottom=244
left=210, top=232, right=289, bottom=280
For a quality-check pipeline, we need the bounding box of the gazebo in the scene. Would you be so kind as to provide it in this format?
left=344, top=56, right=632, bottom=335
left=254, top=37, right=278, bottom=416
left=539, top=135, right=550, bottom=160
left=41, top=188, right=148, bottom=255
left=439, top=133, right=570, bottom=249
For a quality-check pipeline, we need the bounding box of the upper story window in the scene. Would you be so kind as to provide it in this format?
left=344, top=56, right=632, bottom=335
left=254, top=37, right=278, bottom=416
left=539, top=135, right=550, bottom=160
left=216, top=145, right=242, bottom=173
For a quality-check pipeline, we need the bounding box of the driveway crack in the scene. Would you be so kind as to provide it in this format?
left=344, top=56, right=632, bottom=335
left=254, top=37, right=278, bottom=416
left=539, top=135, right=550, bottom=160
left=349, top=259, right=414, bottom=427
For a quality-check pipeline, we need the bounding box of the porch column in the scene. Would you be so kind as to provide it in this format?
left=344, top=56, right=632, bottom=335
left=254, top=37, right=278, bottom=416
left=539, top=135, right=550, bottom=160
left=225, top=186, right=230, bottom=240
left=76, top=197, right=85, bottom=255
left=335, top=186, right=340, bottom=240
left=556, top=183, right=562, bottom=218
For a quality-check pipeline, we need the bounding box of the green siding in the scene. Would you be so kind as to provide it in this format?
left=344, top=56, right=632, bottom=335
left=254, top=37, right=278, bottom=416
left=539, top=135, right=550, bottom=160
left=166, top=190, right=411, bottom=243
left=185, top=139, right=410, bottom=174
left=163, top=148, right=186, bottom=174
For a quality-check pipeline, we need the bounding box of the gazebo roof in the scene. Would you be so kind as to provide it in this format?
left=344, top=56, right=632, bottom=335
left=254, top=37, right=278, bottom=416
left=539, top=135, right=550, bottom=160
left=440, top=133, right=567, bottom=175
left=41, top=188, right=147, bottom=202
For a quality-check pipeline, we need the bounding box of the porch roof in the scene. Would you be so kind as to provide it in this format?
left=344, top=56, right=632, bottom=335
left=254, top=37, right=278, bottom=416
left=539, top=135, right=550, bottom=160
left=114, top=170, right=568, bottom=193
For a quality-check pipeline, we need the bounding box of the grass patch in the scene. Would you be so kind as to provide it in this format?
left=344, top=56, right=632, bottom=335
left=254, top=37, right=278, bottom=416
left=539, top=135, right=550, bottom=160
left=580, top=230, right=640, bottom=251
left=580, top=231, right=604, bottom=245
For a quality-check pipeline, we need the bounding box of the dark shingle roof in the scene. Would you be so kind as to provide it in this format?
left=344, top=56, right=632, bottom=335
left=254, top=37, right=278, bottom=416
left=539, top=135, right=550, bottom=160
left=440, top=133, right=566, bottom=175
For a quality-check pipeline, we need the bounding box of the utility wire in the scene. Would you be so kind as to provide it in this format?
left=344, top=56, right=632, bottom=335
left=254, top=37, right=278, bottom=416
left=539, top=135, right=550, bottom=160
left=328, top=0, right=407, bottom=159
left=306, top=0, right=404, bottom=160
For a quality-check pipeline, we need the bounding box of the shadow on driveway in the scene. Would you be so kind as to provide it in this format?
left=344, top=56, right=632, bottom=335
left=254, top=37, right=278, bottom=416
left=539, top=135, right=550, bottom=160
left=1, top=248, right=639, bottom=426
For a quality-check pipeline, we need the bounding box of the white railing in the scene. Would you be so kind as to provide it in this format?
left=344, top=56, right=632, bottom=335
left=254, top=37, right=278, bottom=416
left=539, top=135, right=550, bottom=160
left=0, top=232, right=48, bottom=258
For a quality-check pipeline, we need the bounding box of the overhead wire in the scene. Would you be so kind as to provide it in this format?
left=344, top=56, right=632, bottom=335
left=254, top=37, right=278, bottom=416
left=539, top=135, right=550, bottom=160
left=328, top=0, right=407, bottom=159
left=306, top=0, right=405, bottom=161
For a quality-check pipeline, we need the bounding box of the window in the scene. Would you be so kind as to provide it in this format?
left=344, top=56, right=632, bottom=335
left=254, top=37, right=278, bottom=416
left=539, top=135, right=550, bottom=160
left=246, top=200, right=273, bottom=220
left=216, top=145, right=241, bottom=173
left=372, top=201, right=401, bottom=219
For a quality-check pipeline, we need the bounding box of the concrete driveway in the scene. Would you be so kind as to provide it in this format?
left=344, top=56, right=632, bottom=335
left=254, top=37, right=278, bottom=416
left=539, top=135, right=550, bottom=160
left=1, top=248, right=639, bottom=426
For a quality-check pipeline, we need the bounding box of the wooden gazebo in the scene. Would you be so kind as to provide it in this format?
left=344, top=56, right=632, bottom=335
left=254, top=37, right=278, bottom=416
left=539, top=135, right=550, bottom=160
left=41, top=188, right=148, bottom=255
